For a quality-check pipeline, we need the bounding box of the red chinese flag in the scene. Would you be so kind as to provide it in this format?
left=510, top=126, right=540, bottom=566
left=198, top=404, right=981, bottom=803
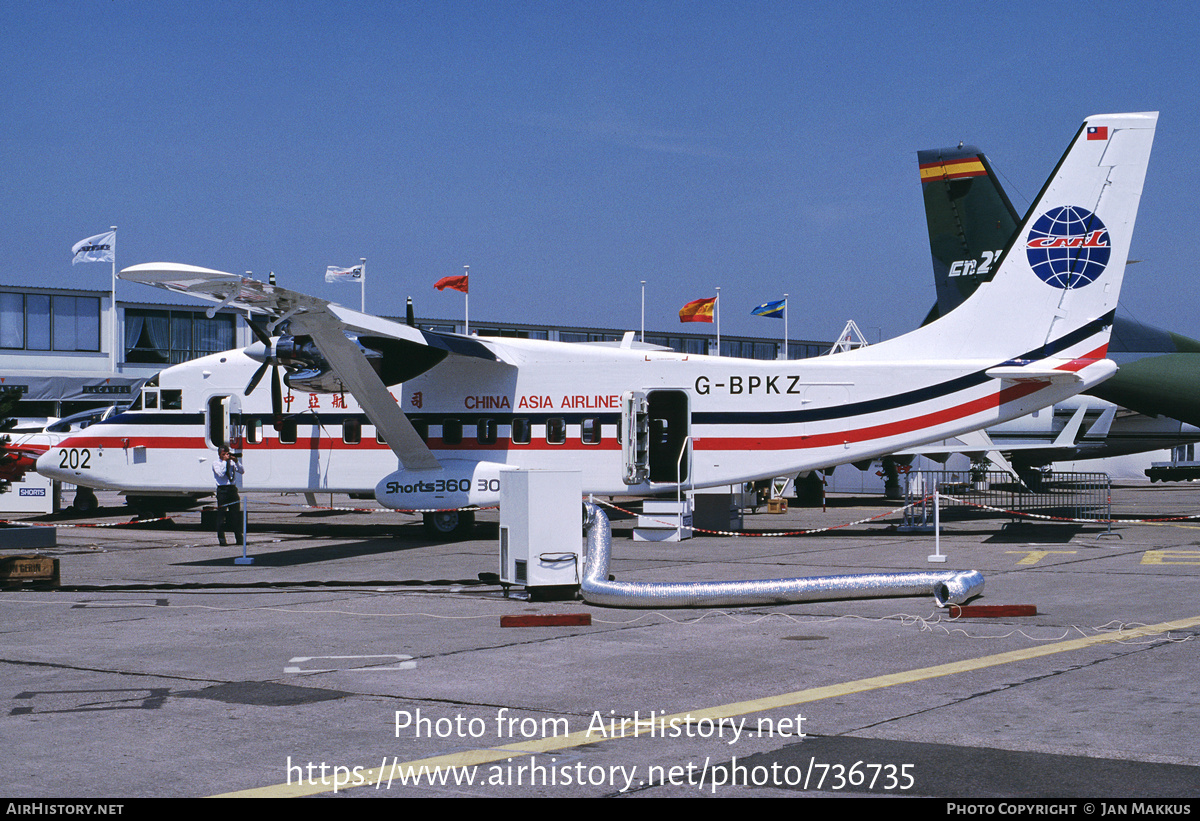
left=678, top=296, right=716, bottom=323
left=434, top=274, right=469, bottom=293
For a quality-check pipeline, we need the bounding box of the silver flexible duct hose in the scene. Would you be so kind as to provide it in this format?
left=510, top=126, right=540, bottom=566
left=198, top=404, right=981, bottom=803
left=580, top=502, right=983, bottom=609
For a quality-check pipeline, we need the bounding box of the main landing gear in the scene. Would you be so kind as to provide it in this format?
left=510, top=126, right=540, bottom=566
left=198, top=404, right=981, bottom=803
left=422, top=509, right=476, bottom=540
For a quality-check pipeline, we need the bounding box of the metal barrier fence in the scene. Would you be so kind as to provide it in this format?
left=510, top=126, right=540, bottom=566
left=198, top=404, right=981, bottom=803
left=902, top=470, right=1112, bottom=531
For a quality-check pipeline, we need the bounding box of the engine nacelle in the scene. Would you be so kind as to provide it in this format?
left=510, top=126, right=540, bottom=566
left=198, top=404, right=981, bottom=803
left=374, top=460, right=509, bottom=510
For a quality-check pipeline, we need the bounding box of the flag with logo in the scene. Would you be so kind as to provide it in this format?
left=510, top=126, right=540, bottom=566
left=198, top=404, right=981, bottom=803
left=679, top=296, right=716, bottom=323
left=751, top=298, right=785, bottom=319
left=72, top=231, right=115, bottom=265
left=434, top=274, right=469, bottom=293
left=325, top=264, right=363, bottom=283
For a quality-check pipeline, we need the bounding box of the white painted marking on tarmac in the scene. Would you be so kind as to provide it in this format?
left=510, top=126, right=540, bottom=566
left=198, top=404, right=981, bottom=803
left=285, top=654, right=416, bottom=673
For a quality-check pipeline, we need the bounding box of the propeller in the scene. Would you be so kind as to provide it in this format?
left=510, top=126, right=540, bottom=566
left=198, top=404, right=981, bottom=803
left=244, top=318, right=285, bottom=429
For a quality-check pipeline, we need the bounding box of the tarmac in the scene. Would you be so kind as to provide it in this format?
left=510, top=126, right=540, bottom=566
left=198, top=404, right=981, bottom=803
left=1, top=483, right=1198, bottom=799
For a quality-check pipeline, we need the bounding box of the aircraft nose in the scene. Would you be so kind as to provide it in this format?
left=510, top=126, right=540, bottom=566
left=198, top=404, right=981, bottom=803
left=35, top=449, right=61, bottom=478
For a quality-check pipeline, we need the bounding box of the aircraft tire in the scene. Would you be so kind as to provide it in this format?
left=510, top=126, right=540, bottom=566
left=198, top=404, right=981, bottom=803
left=72, top=488, right=99, bottom=513
left=423, top=510, right=475, bottom=540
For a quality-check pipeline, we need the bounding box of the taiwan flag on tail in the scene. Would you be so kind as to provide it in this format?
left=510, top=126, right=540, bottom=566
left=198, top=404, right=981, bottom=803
left=751, top=298, right=785, bottom=319
left=679, top=296, right=716, bottom=323
left=1087, top=126, right=1108, bottom=141
left=434, top=274, right=469, bottom=293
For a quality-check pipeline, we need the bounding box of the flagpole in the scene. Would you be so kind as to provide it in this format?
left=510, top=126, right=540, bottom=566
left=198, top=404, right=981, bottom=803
left=360, top=258, right=366, bottom=312
left=110, top=225, right=118, bottom=373
left=640, top=280, right=646, bottom=343
left=783, top=293, right=789, bottom=360
left=714, top=286, right=721, bottom=355
left=463, top=265, right=469, bottom=334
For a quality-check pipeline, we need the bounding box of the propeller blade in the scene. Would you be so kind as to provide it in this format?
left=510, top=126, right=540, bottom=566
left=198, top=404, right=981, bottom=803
left=271, top=366, right=283, bottom=430
left=246, top=316, right=273, bottom=347
left=245, top=361, right=270, bottom=395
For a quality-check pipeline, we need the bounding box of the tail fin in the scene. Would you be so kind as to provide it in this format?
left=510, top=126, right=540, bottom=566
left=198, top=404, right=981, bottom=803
left=856, top=112, right=1157, bottom=372
left=917, top=146, right=1021, bottom=324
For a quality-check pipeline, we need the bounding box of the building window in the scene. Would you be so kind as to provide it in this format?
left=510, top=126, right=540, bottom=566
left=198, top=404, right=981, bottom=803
left=0, top=292, right=100, bottom=352
left=125, top=308, right=235, bottom=364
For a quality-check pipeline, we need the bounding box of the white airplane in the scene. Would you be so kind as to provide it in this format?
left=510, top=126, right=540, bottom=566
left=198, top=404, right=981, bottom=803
left=37, top=112, right=1158, bottom=537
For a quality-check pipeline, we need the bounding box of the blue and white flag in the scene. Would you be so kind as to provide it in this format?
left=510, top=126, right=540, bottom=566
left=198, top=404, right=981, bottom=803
left=751, top=298, right=785, bottom=319
left=325, top=264, right=363, bottom=283
left=72, top=231, right=115, bottom=265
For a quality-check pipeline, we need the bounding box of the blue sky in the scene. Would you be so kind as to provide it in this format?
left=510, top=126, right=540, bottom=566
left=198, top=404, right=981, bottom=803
left=4, top=1, right=1198, bottom=344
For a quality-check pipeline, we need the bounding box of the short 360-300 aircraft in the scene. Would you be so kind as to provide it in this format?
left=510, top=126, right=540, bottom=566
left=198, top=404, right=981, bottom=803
left=37, top=113, right=1158, bottom=537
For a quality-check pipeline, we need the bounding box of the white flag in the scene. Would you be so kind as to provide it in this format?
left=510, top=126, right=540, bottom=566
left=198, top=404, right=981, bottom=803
left=325, top=264, right=363, bottom=283
left=72, top=231, right=115, bottom=265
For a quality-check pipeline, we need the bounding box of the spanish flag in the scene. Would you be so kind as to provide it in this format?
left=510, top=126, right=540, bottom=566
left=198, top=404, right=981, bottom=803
left=434, top=274, right=469, bottom=293
left=679, top=296, right=716, bottom=323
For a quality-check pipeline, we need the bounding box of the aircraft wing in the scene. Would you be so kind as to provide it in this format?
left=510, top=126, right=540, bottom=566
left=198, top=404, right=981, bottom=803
left=119, top=263, right=501, bottom=361
left=120, top=263, right=504, bottom=472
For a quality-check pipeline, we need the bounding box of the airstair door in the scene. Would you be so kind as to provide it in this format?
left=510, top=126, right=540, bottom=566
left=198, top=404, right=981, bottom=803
left=622, top=389, right=690, bottom=486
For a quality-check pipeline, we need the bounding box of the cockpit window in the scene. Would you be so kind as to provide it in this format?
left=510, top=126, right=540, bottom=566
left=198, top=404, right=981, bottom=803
left=45, top=407, right=113, bottom=434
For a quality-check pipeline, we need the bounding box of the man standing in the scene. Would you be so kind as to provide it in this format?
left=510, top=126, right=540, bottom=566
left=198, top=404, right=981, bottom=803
left=212, top=446, right=244, bottom=546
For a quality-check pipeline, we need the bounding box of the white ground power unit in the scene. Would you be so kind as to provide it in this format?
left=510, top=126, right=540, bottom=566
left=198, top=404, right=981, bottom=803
left=498, top=469, right=583, bottom=592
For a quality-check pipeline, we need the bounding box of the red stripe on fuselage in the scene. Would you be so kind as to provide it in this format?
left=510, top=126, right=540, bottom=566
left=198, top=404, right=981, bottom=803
left=55, top=355, right=1097, bottom=458
left=695, top=381, right=1046, bottom=451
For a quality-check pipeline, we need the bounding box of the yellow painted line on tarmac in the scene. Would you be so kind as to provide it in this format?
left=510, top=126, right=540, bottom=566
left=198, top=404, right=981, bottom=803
left=215, top=614, right=1200, bottom=797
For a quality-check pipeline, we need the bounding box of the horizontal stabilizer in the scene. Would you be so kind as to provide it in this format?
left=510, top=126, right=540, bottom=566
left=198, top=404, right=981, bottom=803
left=984, top=364, right=1098, bottom=384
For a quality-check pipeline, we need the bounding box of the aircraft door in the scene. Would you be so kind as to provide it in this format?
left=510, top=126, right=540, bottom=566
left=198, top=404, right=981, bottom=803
left=647, top=390, right=690, bottom=484
left=622, top=389, right=690, bottom=485
left=621, top=391, right=650, bottom=484
left=206, top=395, right=243, bottom=451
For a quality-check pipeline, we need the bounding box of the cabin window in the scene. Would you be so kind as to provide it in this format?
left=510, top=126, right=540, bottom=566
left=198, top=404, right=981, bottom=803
left=546, top=417, right=566, bottom=445
left=375, top=428, right=387, bottom=444
left=442, top=419, right=462, bottom=445
left=411, top=420, right=428, bottom=442
left=511, top=418, right=531, bottom=445
left=279, top=419, right=297, bottom=445
left=477, top=418, right=497, bottom=445
left=245, top=419, right=262, bottom=445
left=581, top=417, right=601, bottom=445
left=143, top=390, right=159, bottom=410
left=162, top=389, right=182, bottom=410
left=343, top=418, right=362, bottom=444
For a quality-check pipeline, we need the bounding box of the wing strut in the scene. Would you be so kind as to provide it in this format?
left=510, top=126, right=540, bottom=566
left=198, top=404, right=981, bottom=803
left=299, top=313, right=441, bottom=472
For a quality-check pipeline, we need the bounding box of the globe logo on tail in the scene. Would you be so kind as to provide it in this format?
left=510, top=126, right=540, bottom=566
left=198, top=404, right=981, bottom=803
left=1025, top=206, right=1111, bottom=289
